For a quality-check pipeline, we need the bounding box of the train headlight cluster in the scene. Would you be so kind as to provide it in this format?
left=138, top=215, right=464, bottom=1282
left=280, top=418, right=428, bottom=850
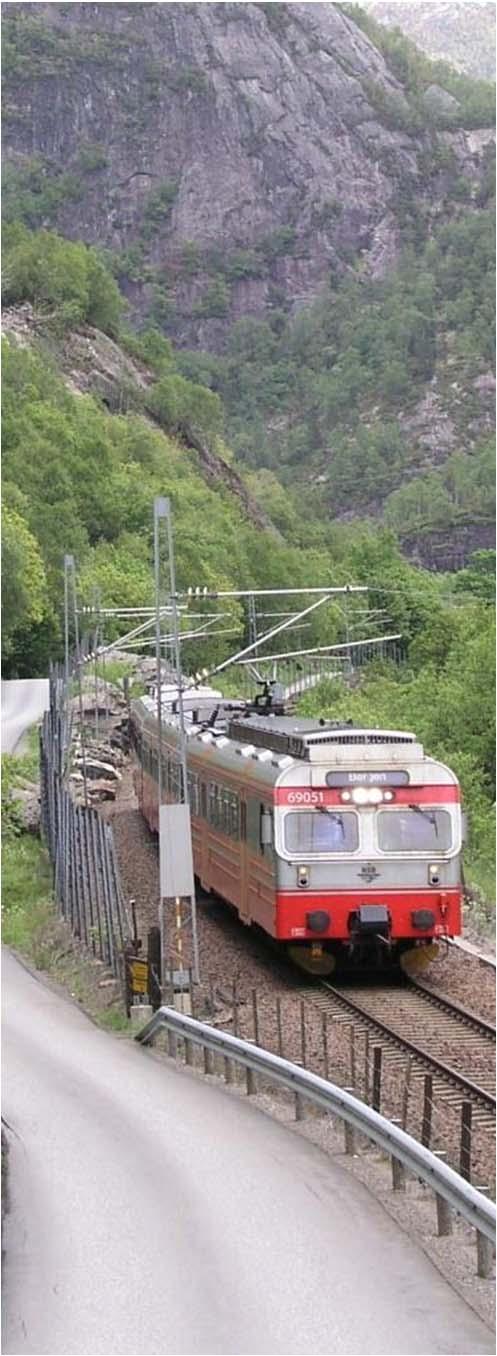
left=340, top=788, right=395, bottom=805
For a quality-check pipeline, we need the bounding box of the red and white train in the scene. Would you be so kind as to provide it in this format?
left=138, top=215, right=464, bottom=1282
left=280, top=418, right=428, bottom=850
left=131, top=685, right=464, bottom=974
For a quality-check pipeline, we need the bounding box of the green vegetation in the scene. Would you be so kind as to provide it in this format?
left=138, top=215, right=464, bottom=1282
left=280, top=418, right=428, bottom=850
left=2, top=223, right=123, bottom=335
left=2, top=158, right=84, bottom=230
left=140, top=181, right=179, bottom=242
left=1, top=143, right=494, bottom=916
left=183, top=208, right=495, bottom=529
left=341, top=4, right=496, bottom=130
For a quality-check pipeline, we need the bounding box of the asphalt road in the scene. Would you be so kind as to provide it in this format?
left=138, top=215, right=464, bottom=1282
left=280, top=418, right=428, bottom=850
left=1, top=678, right=49, bottom=754
left=2, top=949, right=494, bottom=1356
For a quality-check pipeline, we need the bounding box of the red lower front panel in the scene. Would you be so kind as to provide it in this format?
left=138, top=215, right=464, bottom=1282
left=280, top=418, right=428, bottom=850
left=275, top=890, right=462, bottom=941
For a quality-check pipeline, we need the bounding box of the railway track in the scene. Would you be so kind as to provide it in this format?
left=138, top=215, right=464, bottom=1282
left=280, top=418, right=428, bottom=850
left=299, top=978, right=496, bottom=1132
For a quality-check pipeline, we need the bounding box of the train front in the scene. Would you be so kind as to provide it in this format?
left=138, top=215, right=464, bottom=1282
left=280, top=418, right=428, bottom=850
left=272, top=727, right=463, bottom=974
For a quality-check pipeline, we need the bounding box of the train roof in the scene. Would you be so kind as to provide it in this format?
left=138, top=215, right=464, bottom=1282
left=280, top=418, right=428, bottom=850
left=131, top=693, right=461, bottom=786
left=227, top=714, right=418, bottom=760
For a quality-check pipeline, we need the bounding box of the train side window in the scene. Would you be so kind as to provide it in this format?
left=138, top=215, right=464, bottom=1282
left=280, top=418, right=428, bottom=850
left=231, top=793, right=240, bottom=838
left=240, top=801, right=247, bottom=842
left=200, top=781, right=207, bottom=819
left=222, top=789, right=231, bottom=835
left=260, top=805, right=273, bottom=854
left=208, top=781, right=218, bottom=826
left=187, top=771, right=199, bottom=816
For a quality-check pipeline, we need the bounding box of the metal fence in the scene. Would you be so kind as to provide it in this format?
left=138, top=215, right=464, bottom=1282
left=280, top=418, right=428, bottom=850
left=137, top=1005, right=496, bottom=1278
left=40, top=664, right=130, bottom=992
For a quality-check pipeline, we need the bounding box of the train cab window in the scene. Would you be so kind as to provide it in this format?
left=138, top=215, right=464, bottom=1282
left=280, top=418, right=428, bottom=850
left=151, top=749, right=158, bottom=783
left=284, top=811, right=359, bottom=855
left=377, top=808, right=452, bottom=853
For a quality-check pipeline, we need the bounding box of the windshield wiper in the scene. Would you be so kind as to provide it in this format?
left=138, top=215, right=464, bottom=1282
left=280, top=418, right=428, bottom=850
left=315, top=807, right=345, bottom=837
left=409, top=803, right=438, bottom=835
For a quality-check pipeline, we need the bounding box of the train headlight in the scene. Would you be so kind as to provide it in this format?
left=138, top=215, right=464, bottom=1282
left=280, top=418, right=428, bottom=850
left=350, top=787, right=394, bottom=805
left=340, top=790, right=352, bottom=802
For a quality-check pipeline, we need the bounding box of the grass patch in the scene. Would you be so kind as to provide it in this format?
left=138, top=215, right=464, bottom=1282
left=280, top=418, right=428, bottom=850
left=2, top=835, right=54, bottom=965
left=2, top=828, right=130, bottom=1030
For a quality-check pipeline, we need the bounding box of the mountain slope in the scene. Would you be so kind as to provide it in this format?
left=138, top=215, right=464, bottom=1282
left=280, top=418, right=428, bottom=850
left=3, top=2, right=494, bottom=349
left=362, top=2, right=496, bottom=81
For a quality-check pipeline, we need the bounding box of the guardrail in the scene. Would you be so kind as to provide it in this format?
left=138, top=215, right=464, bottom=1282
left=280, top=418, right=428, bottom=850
left=137, top=1005, right=496, bottom=1277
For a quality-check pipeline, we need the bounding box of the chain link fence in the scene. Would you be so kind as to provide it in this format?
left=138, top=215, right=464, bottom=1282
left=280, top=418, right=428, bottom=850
left=40, top=662, right=131, bottom=999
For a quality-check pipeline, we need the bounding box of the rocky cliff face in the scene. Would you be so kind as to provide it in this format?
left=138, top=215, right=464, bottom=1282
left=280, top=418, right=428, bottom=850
left=3, top=2, right=492, bottom=348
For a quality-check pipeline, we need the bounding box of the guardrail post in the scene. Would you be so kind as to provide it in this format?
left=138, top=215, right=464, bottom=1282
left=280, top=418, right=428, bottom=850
left=476, top=1229, right=494, bottom=1279
left=390, top=1120, right=405, bottom=1190
left=391, top=1155, right=405, bottom=1191
left=343, top=1090, right=355, bottom=1153
left=203, top=1046, right=213, bottom=1075
left=295, top=1092, right=305, bottom=1121
left=224, top=1056, right=234, bottom=1085
left=436, top=1193, right=453, bottom=1236
left=246, top=1067, right=257, bottom=1096
left=184, top=1038, right=194, bottom=1066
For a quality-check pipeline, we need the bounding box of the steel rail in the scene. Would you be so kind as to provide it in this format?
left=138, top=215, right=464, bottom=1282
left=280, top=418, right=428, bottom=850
left=409, top=978, right=496, bottom=1039
left=136, top=1005, right=496, bottom=1252
left=319, top=983, right=495, bottom=1113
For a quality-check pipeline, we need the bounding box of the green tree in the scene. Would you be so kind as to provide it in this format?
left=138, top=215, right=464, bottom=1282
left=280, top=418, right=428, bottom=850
left=2, top=504, right=48, bottom=661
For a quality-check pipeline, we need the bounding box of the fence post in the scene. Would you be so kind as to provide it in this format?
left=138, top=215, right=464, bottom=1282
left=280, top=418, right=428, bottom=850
left=349, top=1026, right=356, bottom=1087
left=252, top=989, right=260, bottom=1046
left=402, top=1055, right=412, bottom=1131
left=276, top=997, right=283, bottom=1058
left=76, top=807, right=89, bottom=948
left=322, top=1014, right=329, bottom=1082
left=300, top=1000, right=306, bottom=1069
left=460, top=1102, right=472, bottom=1182
left=364, top=1031, right=370, bottom=1102
left=421, top=1075, right=433, bottom=1149
left=89, top=809, right=105, bottom=961
left=372, top=1046, right=382, bottom=1113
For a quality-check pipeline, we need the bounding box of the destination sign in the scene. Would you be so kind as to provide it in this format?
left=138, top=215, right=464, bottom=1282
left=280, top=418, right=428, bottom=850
left=325, top=770, right=410, bottom=787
